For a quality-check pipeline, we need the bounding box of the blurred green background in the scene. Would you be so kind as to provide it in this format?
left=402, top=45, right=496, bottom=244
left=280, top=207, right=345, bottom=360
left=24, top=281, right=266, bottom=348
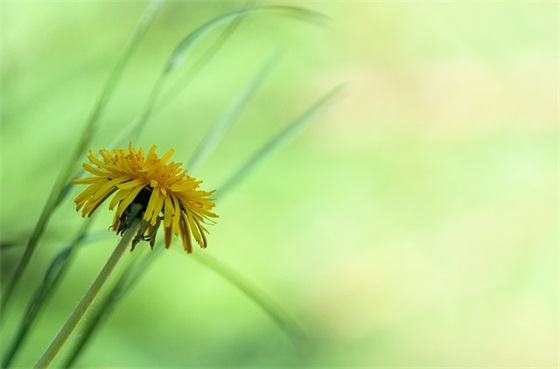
left=1, top=1, right=557, bottom=368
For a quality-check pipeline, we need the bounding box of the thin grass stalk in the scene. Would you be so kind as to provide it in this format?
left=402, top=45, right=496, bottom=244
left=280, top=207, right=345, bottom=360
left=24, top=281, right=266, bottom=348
left=0, top=0, right=163, bottom=313
left=114, top=3, right=328, bottom=148
left=193, top=253, right=308, bottom=347
left=2, top=220, right=93, bottom=368
left=106, top=4, right=262, bottom=150
left=161, top=5, right=327, bottom=74
left=187, top=53, right=280, bottom=173
left=34, top=214, right=142, bottom=369
left=217, top=83, right=346, bottom=197
left=155, top=0, right=256, bottom=113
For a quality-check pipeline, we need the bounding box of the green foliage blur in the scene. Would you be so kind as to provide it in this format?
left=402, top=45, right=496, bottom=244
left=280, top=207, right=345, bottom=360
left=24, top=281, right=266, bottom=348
left=1, top=1, right=556, bottom=367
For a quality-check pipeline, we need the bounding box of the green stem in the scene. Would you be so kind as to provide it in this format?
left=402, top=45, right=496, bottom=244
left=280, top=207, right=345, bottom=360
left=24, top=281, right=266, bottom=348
left=34, top=218, right=141, bottom=369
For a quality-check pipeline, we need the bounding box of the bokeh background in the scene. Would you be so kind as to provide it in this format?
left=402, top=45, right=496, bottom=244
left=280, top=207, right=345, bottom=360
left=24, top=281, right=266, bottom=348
left=1, top=1, right=557, bottom=368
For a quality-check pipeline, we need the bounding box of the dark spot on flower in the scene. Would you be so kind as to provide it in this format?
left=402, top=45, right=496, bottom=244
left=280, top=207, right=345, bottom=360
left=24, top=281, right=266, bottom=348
left=134, top=187, right=152, bottom=208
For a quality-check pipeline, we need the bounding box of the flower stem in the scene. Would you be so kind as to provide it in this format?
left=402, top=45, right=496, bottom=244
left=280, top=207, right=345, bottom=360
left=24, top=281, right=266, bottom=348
left=34, top=217, right=141, bottom=369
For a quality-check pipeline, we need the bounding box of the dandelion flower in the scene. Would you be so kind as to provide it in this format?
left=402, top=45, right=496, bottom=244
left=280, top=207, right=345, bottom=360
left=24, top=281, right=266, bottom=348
left=74, top=143, right=217, bottom=252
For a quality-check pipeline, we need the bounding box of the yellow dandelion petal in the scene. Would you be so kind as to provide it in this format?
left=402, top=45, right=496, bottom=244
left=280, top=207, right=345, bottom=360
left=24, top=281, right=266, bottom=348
left=145, top=188, right=165, bottom=226
left=82, top=163, right=110, bottom=177
left=152, top=190, right=165, bottom=225
left=73, top=177, right=102, bottom=185
left=111, top=213, right=121, bottom=232
left=171, top=195, right=182, bottom=235
left=87, top=150, right=105, bottom=167
left=109, top=188, right=133, bottom=210
left=183, top=209, right=203, bottom=247
left=164, top=226, right=173, bottom=248
left=143, top=188, right=159, bottom=223
left=98, top=149, right=114, bottom=163
left=75, top=183, right=101, bottom=206
left=163, top=195, right=174, bottom=228
left=146, top=145, right=157, bottom=161
left=195, top=207, right=218, bottom=220
left=161, top=162, right=181, bottom=178
left=179, top=216, right=193, bottom=253
left=128, top=141, right=135, bottom=155
left=116, top=184, right=145, bottom=218
left=89, top=177, right=130, bottom=203
left=159, top=148, right=175, bottom=165
left=118, top=178, right=146, bottom=190
left=118, top=156, right=135, bottom=174
left=83, top=188, right=117, bottom=217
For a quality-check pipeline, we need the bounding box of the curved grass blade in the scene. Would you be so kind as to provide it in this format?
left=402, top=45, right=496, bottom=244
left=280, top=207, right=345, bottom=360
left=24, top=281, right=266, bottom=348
left=1, top=219, right=94, bottom=368
left=256, top=5, right=331, bottom=25
left=188, top=53, right=280, bottom=173
left=156, top=0, right=257, bottom=112
left=99, top=2, right=259, bottom=152
left=0, top=242, right=19, bottom=250
left=192, top=252, right=308, bottom=348
left=217, top=83, right=347, bottom=197
left=164, top=3, right=256, bottom=73
left=108, top=3, right=329, bottom=147
left=163, top=4, right=328, bottom=74
left=0, top=0, right=163, bottom=313
left=0, top=229, right=115, bottom=252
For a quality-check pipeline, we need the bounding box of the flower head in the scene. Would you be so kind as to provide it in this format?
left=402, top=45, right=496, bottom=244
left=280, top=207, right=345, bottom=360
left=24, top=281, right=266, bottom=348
left=74, top=143, right=217, bottom=252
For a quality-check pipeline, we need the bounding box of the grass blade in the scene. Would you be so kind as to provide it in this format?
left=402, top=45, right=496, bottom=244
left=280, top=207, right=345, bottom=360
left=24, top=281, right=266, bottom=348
left=165, top=5, right=328, bottom=73
left=157, top=0, right=256, bottom=113
left=0, top=0, right=163, bottom=313
left=193, top=253, right=308, bottom=348
left=217, top=83, right=346, bottom=197
left=102, top=3, right=257, bottom=151
left=164, top=6, right=251, bottom=74
left=257, top=5, right=331, bottom=25
left=108, top=3, right=329, bottom=147
left=1, top=220, right=93, bottom=368
left=188, top=53, right=280, bottom=173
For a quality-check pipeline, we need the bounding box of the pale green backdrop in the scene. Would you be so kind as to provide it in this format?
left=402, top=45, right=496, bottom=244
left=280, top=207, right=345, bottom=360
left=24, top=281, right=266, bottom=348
left=1, top=1, right=557, bottom=368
